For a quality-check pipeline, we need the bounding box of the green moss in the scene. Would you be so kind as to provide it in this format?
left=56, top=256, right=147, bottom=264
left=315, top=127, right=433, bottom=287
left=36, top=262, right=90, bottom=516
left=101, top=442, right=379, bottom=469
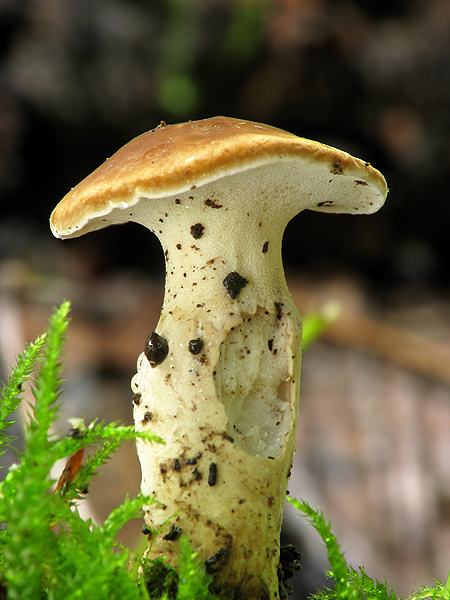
left=1, top=302, right=448, bottom=599
left=287, top=497, right=450, bottom=600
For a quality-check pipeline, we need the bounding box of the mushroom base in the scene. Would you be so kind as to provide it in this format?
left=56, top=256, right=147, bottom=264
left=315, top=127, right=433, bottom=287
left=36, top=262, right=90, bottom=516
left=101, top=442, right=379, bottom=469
left=137, top=439, right=292, bottom=599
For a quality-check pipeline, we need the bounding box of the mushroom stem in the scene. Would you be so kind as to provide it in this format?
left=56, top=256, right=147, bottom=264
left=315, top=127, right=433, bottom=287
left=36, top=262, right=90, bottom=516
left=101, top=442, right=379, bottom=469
left=131, top=183, right=301, bottom=599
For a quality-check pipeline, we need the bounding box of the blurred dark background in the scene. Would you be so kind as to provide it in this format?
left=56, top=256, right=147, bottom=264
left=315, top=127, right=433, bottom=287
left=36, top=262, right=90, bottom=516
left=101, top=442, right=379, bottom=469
left=2, top=0, right=450, bottom=290
left=1, top=0, right=450, bottom=598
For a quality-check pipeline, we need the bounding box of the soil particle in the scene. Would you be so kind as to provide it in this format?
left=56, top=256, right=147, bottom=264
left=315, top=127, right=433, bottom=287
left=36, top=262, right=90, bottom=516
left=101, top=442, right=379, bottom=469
left=142, top=411, right=152, bottom=423
left=208, top=462, right=218, bottom=486
left=193, top=468, right=202, bottom=481
left=223, top=271, right=248, bottom=299
left=163, top=525, right=182, bottom=541
left=68, top=427, right=84, bottom=439
left=144, top=332, right=169, bottom=366
left=190, top=223, right=205, bottom=239
left=331, top=161, right=344, bottom=175
left=205, top=198, right=223, bottom=209
left=188, top=338, right=204, bottom=355
left=204, top=547, right=229, bottom=574
left=275, top=302, right=283, bottom=320
left=278, top=544, right=302, bottom=600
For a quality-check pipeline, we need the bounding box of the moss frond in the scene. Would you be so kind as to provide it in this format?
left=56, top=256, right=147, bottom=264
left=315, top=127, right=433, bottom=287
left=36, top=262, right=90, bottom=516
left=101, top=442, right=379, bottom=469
left=0, top=331, right=47, bottom=457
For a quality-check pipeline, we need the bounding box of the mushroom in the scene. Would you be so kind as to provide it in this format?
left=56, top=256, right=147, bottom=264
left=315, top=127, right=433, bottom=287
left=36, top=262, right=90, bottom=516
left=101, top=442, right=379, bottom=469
left=50, top=117, right=387, bottom=599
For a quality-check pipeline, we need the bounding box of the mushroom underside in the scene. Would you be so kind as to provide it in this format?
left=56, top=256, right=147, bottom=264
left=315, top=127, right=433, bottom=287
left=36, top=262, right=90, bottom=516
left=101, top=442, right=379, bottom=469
left=51, top=157, right=386, bottom=240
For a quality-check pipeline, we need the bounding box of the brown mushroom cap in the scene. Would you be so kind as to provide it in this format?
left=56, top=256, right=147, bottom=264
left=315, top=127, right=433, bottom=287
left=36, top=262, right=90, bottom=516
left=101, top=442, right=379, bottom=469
left=50, top=116, right=387, bottom=239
